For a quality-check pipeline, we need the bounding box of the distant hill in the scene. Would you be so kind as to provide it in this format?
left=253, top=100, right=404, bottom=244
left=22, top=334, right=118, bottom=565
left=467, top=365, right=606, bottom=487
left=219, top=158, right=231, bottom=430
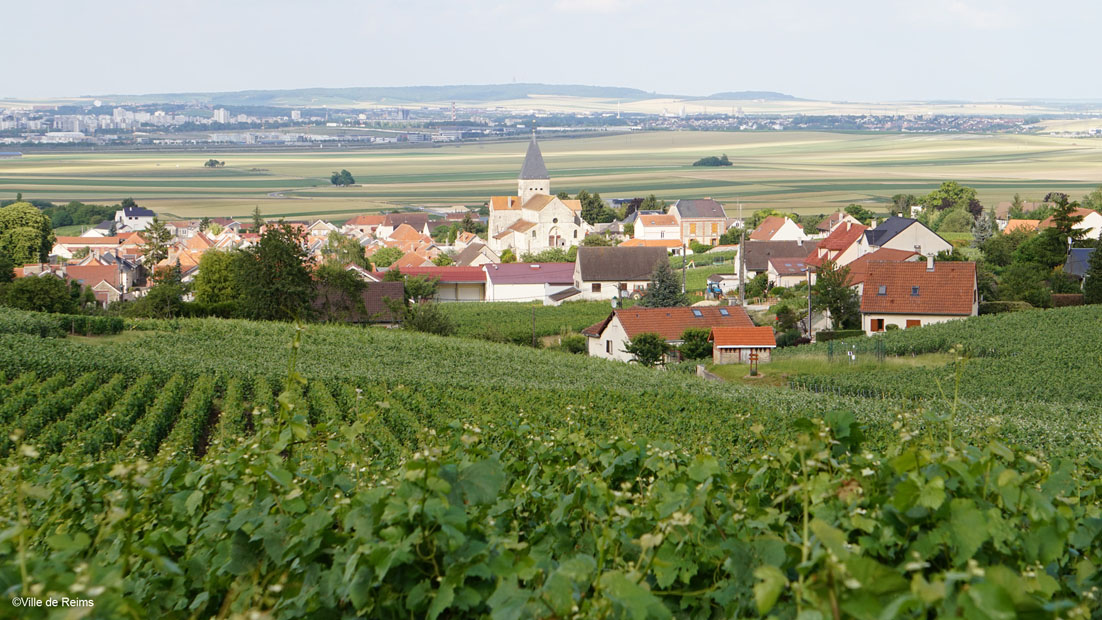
left=97, top=84, right=679, bottom=107
left=696, top=91, right=801, bottom=101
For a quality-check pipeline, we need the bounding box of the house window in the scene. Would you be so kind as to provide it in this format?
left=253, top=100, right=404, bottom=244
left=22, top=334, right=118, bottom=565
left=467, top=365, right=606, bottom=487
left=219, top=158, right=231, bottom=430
left=592, top=283, right=601, bottom=293
left=690, top=223, right=697, bottom=235
left=871, top=318, right=885, bottom=332
left=719, top=308, right=729, bottom=316
left=606, top=340, right=612, bottom=354
left=877, top=285, right=887, bottom=296
left=691, top=309, right=703, bottom=317
left=711, top=223, right=718, bottom=234
left=906, top=319, right=921, bottom=328
left=553, top=218, right=558, bottom=223
left=532, top=231, right=536, bottom=238
left=911, top=286, right=919, bottom=296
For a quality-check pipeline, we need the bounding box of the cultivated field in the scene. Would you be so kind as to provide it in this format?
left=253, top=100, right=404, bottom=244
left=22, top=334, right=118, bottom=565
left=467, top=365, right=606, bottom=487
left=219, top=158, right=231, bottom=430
left=3, top=131, right=1102, bottom=222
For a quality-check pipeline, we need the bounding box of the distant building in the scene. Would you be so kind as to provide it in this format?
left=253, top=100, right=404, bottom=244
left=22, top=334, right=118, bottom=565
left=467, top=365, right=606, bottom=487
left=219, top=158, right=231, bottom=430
left=860, top=259, right=977, bottom=334
left=114, top=206, right=156, bottom=232
left=213, top=109, right=230, bottom=124
left=669, top=199, right=727, bottom=246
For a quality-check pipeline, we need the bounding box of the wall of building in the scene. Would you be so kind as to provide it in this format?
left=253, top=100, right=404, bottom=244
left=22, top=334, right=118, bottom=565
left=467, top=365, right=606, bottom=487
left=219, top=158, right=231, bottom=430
left=573, top=279, right=650, bottom=301
left=713, top=347, right=773, bottom=365
left=862, top=312, right=972, bottom=335
left=586, top=317, right=636, bottom=363
left=435, top=282, right=485, bottom=302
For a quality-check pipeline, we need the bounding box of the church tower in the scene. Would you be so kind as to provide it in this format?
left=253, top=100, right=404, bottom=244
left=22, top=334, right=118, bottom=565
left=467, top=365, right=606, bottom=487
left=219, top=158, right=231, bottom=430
left=517, top=134, right=550, bottom=205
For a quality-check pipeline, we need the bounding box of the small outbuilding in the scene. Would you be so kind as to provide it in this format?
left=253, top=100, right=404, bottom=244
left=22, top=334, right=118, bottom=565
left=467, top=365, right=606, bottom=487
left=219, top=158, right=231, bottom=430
left=708, top=326, right=777, bottom=364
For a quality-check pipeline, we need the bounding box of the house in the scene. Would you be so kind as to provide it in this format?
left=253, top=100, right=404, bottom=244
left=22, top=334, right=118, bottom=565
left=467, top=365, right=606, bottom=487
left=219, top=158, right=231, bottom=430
left=484, top=262, right=576, bottom=304
left=1004, top=219, right=1040, bottom=234
left=709, top=326, right=777, bottom=364
left=453, top=231, right=481, bottom=250
left=634, top=213, right=680, bottom=241
left=618, top=238, right=686, bottom=255
left=570, top=246, right=668, bottom=301
left=1037, top=208, right=1102, bottom=240
left=583, top=305, right=754, bottom=363
left=80, top=220, right=116, bottom=237
left=767, top=258, right=812, bottom=288
left=376, top=213, right=430, bottom=238
left=313, top=281, right=404, bottom=323
left=63, top=264, right=131, bottom=305
left=806, top=221, right=867, bottom=268
left=114, top=206, right=156, bottom=232
left=342, top=214, right=386, bottom=237
left=816, top=212, right=862, bottom=235
left=669, top=199, right=727, bottom=246
left=392, top=252, right=435, bottom=269
left=51, top=236, right=125, bottom=260
left=750, top=216, right=808, bottom=242
left=856, top=216, right=952, bottom=258
left=381, top=266, right=487, bottom=302
left=165, top=220, right=200, bottom=239
left=487, top=136, right=588, bottom=255
left=1064, top=248, right=1096, bottom=282
left=842, top=248, right=922, bottom=294
left=860, top=258, right=978, bottom=334
left=454, top=242, right=500, bottom=267
left=737, top=240, right=820, bottom=282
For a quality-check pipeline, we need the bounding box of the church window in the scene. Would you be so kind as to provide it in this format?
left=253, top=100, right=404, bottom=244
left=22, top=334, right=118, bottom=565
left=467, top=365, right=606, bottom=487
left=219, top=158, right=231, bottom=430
left=532, top=230, right=536, bottom=238
left=573, top=230, right=578, bottom=238
left=553, top=218, right=558, bottom=223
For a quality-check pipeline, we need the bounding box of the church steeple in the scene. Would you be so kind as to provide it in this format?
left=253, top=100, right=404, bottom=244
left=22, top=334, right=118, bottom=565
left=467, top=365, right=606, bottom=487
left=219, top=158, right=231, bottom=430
left=517, top=134, right=550, bottom=204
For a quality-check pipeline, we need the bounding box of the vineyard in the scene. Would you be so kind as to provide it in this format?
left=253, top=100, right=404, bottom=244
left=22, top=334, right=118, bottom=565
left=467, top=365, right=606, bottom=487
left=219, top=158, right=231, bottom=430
left=442, top=300, right=619, bottom=343
left=1, top=309, right=1101, bottom=616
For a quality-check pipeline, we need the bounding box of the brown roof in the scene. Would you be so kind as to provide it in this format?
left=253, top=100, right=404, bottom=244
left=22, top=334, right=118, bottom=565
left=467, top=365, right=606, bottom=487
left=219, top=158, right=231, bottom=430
left=619, top=239, right=683, bottom=249
left=995, top=201, right=1050, bottom=220
left=591, top=306, right=754, bottom=342
left=844, top=248, right=922, bottom=285
left=382, top=213, right=429, bottom=230
left=64, top=264, right=121, bottom=288
left=638, top=214, right=678, bottom=227
left=817, top=212, right=852, bottom=232
left=521, top=195, right=556, bottom=211
left=577, top=246, right=668, bottom=282
left=54, top=236, right=123, bottom=246
left=710, top=326, right=777, bottom=347
left=388, top=223, right=428, bottom=242
left=490, top=196, right=521, bottom=211
left=392, top=252, right=434, bottom=269
left=742, top=240, right=819, bottom=272
left=749, top=216, right=795, bottom=241
left=860, top=261, right=976, bottom=316
left=345, top=214, right=386, bottom=227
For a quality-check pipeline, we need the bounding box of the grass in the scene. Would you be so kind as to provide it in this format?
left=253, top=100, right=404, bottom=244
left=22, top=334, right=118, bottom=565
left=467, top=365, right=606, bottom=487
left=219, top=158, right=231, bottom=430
left=709, top=352, right=957, bottom=387
left=5, top=131, right=1102, bottom=220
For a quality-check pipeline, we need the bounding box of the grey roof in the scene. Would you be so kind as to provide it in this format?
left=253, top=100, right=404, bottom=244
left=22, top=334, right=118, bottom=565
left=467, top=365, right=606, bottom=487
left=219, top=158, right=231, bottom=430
left=382, top=212, right=429, bottom=230
left=549, top=287, right=580, bottom=302
left=121, top=206, right=156, bottom=217
left=518, top=136, right=549, bottom=180
left=1064, top=248, right=1096, bottom=279
left=741, top=240, right=819, bottom=272
left=92, top=220, right=115, bottom=230
left=864, top=216, right=918, bottom=247
left=672, top=199, right=725, bottom=219
left=453, top=242, right=498, bottom=266
left=577, top=246, right=668, bottom=282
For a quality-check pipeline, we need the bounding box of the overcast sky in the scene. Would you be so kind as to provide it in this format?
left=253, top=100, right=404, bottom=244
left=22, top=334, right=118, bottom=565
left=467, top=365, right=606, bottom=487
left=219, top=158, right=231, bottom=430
left=4, top=0, right=1099, bottom=102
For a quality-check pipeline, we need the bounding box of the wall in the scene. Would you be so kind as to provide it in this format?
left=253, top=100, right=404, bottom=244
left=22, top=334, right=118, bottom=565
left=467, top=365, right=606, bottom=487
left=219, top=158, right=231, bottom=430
left=586, top=317, right=635, bottom=363
left=713, top=347, right=773, bottom=364
left=862, top=312, right=971, bottom=335
left=436, top=282, right=485, bottom=302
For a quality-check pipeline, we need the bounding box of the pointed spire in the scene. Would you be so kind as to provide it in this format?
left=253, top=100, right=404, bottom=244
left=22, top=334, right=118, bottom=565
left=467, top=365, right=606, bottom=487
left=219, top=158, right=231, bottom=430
left=518, top=133, right=549, bottom=180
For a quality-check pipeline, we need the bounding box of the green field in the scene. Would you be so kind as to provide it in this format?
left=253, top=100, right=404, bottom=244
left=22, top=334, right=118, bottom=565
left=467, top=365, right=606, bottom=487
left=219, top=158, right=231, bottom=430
left=1, top=305, right=1101, bottom=616
left=3, top=131, right=1102, bottom=221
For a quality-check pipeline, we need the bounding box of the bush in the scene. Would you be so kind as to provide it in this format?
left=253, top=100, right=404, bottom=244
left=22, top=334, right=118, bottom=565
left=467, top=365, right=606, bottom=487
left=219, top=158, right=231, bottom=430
left=776, top=328, right=810, bottom=347
left=560, top=333, right=587, bottom=354
left=1051, top=293, right=1084, bottom=307
left=979, top=301, right=1033, bottom=315
left=400, top=302, right=456, bottom=337
left=179, top=300, right=239, bottom=318
left=815, top=329, right=866, bottom=342
left=885, top=324, right=900, bottom=331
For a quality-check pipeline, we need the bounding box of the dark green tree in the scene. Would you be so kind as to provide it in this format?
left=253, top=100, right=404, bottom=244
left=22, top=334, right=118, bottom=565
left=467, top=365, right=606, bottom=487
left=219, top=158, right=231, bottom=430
left=371, top=247, right=404, bottom=269
left=0, top=252, right=13, bottom=283
left=678, top=328, right=712, bottom=360
left=843, top=204, right=875, bottom=225
left=251, top=206, right=265, bottom=234
left=234, top=221, right=315, bottom=321
left=640, top=261, right=688, bottom=308
left=322, top=231, right=370, bottom=268
left=581, top=234, right=613, bottom=247
left=639, top=194, right=668, bottom=213
left=0, top=201, right=55, bottom=264
left=624, top=332, right=669, bottom=367
left=330, top=169, right=356, bottom=186
left=999, top=262, right=1051, bottom=308
left=199, top=216, right=211, bottom=232
left=2, top=276, right=76, bottom=313
left=982, top=229, right=1032, bottom=267
left=432, top=254, right=453, bottom=266
left=1014, top=229, right=1070, bottom=270
left=193, top=250, right=238, bottom=305
left=811, top=260, right=860, bottom=329
left=140, top=218, right=173, bottom=266
left=314, top=262, right=368, bottom=322
left=1083, top=248, right=1102, bottom=304
left=891, top=194, right=919, bottom=212
left=404, top=275, right=439, bottom=303
left=135, top=263, right=186, bottom=318
left=922, top=181, right=977, bottom=211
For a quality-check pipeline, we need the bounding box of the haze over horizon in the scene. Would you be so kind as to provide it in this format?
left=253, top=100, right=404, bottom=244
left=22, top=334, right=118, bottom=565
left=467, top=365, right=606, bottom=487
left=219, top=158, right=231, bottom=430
left=3, top=0, right=1100, bottom=102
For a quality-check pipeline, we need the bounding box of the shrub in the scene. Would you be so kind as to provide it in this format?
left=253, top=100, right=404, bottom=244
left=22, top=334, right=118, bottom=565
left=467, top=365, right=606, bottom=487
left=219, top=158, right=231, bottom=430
left=560, top=333, right=587, bottom=354
left=815, top=329, right=866, bottom=342
left=979, top=300, right=1033, bottom=315
left=885, top=323, right=900, bottom=331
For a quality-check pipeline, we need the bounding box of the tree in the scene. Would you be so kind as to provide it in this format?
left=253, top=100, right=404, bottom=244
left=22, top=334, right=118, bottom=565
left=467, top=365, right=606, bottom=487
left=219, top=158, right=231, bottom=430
left=692, top=154, right=732, bottom=167
left=555, top=191, right=571, bottom=200
left=322, top=231, right=370, bottom=269
left=204, top=159, right=225, bottom=168
left=745, top=273, right=768, bottom=298
left=193, top=250, right=238, bottom=305
left=934, top=208, right=973, bottom=233
left=922, top=181, right=978, bottom=211
left=313, top=262, right=367, bottom=322
left=624, top=332, right=669, bottom=367
left=371, top=247, right=404, bottom=269
left=233, top=222, right=315, bottom=321
left=120, top=198, right=138, bottom=210
left=330, top=169, right=355, bottom=186
left=639, top=261, right=688, bottom=307
left=140, top=218, right=173, bottom=266
left=982, top=229, right=1032, bottom=267
left=135, top=264, right=186, bottom=318
left=251, top=206, right=265, bottom=234
left=0, top=201, right=55, bottom=264
left=679, top=328, right=712, bottom=360
left=1047, top=194, right=1086, bottom=242
left=971, top=210, right=995, bottom=247
left=1082, top=186, right=1102, bottom=212
left=461, top=213, right=480, bottom=234
left=1014, top=228, right=1070, bottom=270
left=2, top=276, right=76, bottom=313
left=0, top=252, right=13, bottom=283
left=404, top=275, right=439, bottom=303
left=745, top=209, right=782, bottom=231
left=1083, top=248, right=1102, bottom=304
left=811, top=260, right=860, bottom=329
left=999, top=262, right=1051, bottom=308
left=432, top=254, right=454, bottom=266
left=393, top=300, right=456, bottom=336
left=199, top=216, right=211, bottom=232
left=843, top=204, right=875, bottom=225
left=581, top=234, right=613, bottom=247
left=500, top=249, right=517, bottom=263
left=891, top=194, right=919, bottom=212
left=578, top=190, right=615, bottom=225
left=639, top=194, right=667, bottom=213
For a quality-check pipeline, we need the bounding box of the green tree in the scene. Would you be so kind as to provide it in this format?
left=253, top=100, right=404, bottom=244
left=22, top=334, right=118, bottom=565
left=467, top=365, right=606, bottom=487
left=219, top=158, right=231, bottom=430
left=891, top=194, right=918, bottom=212
left=2, top=276, right=76, bottom=313
left=140, top=218, right=173, bottom=266
left=0, top=252, right=13, bottom=283
left=199, top=216, right=211, bottom=232
left=432, top=254, right=454, bottom=266
left=314, top=262, right=368, bottom=322
left=982, top=229, right=1032, bottom=267
left=971, top=210, right=995, bottom=247
left=745, top=209, right=782, bottom=231
left=404, top=275, right=439, bottom=303
left=639, top=261, right=688, bottom=308
left=392, top=300, right=456, bottom=336
left=193, top=250, right=238, bottom=304
left=372, top=247, right=404, bottom=269
left=811, top=260, right=860, bottom=329
left=923, top=181, right=978, bottom=212
left=843, top=204, right=875, bottom=225
left=578, top=190, right=615, bottom=225
left=322, top=231, right=370, bottom=268
left=1083, top=248, right=1102, bottom=304
left=0, top=201, right=55, bottom=264
left=330, top=169, right=356, bottom=186
left=1047, top=194, right=1086, bottom=242
left=581, top=234, right=613, bottom=247
left=745, top=273, right=768, bottom=298
left=500, top=249, right=517, bottom=263
left=639, top=194, right=667, bottom=213
left=1082, top=186, right=1102, bottom=212
left=135, top=264, right=186, bottom=318
left=678, top=328, right=712, bottom=360
left=251, top=206, right=265, bottom=234
left=999, top=262, right=1051, bottom=308
left=1014, top=228, right=1069, bottom=270
left=624, top=332, right=669, bottom=367
left=234, top=222, right=315, bottom=321
left=935, top=208, right=974, bottom=233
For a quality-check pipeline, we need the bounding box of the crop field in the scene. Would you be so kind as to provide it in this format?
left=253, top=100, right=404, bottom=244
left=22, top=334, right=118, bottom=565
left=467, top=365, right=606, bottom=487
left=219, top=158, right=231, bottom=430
left=4, top=131, right=1102, bottom=222
left=1, top=307, right=1101, bottom=616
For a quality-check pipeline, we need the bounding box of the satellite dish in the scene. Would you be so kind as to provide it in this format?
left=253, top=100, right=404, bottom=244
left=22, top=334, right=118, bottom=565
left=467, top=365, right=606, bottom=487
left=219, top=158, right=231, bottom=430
left=93, top=100, right=102, bottom=107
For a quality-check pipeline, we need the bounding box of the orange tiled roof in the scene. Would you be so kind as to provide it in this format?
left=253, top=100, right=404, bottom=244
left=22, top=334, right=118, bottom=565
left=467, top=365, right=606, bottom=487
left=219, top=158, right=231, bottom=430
left=860, top=261, right=976, bottom=315
left=598, top=306, right=754, bottom=341
left=710, top=326, right=777, bottom=347
left=1004, top=219, right=1039, bottom=234
left=490, top=196, right=521, bottom=211
left=818, top=222, right=868, bottom=251
left=620, top=239, right=683, bottom=248
left=749, top=216, right=794, bottom=241
left=844, top=248, right=922, bottom=285
left=64, top=264, right=121, bottom=287
left=1037, top=208, right=1098, bottom=229
left=54, top=236, right=123, bottom=245
left=637, top=214, right=678, bottom=227
left=388, top=223, right=430, bottom=242
left=345, top=214, right=386, bottom=227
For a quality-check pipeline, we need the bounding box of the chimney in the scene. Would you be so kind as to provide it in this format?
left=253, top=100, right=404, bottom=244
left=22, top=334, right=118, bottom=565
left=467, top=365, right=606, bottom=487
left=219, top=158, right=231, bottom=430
left=846, top=221, right=851, bottom=231
left=927, top=255, right=934, bottom=271
left=870, top=219, right=877, bottom=229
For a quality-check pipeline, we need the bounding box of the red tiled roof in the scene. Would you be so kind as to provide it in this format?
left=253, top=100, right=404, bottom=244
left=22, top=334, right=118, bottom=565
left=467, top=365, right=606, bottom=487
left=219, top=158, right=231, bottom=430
left=749, top=216, right=793, bottom=241
left=819, top=222, right=868, bottom=251
left=860, top=261, right=976, bottom=315
left=844, top=248, right=922, bottom=285
left=345, top=214, right=386, bottom=227
left=64, top=265, right=120, bottom=287
left=620, top=239, right=683, bottom=248
left=597, top=306, right=754, bottom=341
left=388, top=223, right=429, bottom=242
left=54, top=236, right=123, bottom=245
left=710, top=326, right=777, bottom=348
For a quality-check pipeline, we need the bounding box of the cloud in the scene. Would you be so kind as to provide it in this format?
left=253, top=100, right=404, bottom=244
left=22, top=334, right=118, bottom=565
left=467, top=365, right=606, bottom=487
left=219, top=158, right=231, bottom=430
left=553, top=0, right=631, bottom=14
left=939, top=1, right=1022, bottom=30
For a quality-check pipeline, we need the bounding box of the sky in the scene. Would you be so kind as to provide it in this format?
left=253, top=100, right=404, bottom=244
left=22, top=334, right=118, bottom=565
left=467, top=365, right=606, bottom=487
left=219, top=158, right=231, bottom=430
left=3, top=0, right=1100, bottom=102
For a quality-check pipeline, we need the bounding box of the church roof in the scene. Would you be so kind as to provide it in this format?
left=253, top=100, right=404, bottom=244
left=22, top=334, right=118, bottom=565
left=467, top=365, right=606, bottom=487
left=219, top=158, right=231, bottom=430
left=518, top=136, right=549, bottom=180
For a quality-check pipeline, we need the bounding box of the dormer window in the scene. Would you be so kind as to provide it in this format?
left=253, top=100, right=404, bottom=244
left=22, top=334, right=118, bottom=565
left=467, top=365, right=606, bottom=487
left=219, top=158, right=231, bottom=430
left=911, top=286, right=919, bottom=296
left=877, top=285, right=886, bottom=296
left=691, top=309, right=703, bottom=317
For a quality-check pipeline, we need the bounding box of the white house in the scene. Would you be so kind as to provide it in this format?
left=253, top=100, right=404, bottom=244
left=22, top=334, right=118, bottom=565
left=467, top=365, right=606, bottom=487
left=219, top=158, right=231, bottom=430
left=860, top=258, right=978, bottom=334
left=634, top=213, right=680, bottom=241
left=569, top=246, right=668, bottom=302
left=855, top=216, right=952, bottom=258
left=749, top=216, right=808, bottom=242
left=583, top=306, right=755, bottom=363
left=114, top=206, right=156, bottom=232
left=1038, top=208, right=1102, bottom=240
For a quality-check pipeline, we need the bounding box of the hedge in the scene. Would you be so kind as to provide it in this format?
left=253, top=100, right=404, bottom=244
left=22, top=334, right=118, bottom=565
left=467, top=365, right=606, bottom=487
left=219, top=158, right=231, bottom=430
left=1051, top=293, right=1084, bottom=307
left=979, top=301, right=1033, bottom=315
left=815, top=329, right=866, bottom=342
left=0, top=307, right=123, bottom=338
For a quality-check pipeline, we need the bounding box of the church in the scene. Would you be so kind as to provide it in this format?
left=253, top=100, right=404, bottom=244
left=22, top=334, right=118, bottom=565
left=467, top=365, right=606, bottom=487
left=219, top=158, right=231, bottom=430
left=487, top=136, right=589, bottom=256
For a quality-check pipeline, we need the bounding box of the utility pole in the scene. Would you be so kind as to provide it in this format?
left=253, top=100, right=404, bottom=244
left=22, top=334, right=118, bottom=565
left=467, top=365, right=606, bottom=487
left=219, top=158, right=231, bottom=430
left=738, top=200, right=746, bottom=305
left=681, top=242, right=687, bottom=294
left=806, top=267, right=813, bottom=340
left=531, top=304, right=536, bottom=348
